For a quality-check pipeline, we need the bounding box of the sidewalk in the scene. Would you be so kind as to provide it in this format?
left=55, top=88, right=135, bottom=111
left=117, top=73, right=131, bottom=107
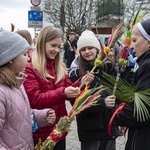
left=66, top=101, right=126, bottom=150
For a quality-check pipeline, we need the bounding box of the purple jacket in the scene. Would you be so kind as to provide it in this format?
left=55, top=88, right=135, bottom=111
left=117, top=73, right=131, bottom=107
left=0, top=74, right=51, bottom=150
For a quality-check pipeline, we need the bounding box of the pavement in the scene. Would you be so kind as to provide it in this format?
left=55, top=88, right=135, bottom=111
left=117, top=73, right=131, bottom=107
left=65, top=101, right=126, bottom=150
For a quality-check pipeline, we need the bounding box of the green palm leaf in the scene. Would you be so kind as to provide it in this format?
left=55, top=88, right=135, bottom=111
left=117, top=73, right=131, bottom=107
left=101, top=72, right=150, bottom=122
left=134, top=90, right=150, bottom=122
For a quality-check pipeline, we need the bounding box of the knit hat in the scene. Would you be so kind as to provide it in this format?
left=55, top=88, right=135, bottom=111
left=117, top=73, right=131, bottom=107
left=77, top=30, right=100, bottom=51
left=137, top=18, right=150, bottom=41
left=0, top=30, right=30, bottom=66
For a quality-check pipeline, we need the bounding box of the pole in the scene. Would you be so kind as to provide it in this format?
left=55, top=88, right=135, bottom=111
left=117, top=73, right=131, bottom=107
left=34, top=28, right=36, bottom=36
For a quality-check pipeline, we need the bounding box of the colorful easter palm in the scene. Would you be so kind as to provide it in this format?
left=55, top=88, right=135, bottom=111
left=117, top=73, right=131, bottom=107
left=131, top=7, right=148, bottom=28
left=107, top=22, right=124, bottom=49
left=124, top=7, right=148, bottom=47
left=96, top=22, right=124, bottom=68
left=35, top=84, right=103, bottom=150
left=112, top=43, right=128, bottom=95
left=79, top=22, right=124, bottom=89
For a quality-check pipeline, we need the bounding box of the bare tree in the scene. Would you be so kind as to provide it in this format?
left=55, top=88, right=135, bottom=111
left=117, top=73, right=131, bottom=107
left=96, top=0, right=150, bottom=27
left=42, top=0, right=150, bottom=33
left=123, top=0, right=150, bottom=29
left=42, top=0, right=96, bottom=33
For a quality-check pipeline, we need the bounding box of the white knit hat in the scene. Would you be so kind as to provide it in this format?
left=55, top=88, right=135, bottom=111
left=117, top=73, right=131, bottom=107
left=77, top=30, right=100, bottom=51
left=0, top=30, right=30, bottom=66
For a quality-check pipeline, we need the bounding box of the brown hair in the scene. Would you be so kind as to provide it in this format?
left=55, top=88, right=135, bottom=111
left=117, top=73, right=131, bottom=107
left=15, top=30, right=32, bottom=45
left=78, top=56, right=115, bottom=76
left=0, top=64, right=18, bottom=87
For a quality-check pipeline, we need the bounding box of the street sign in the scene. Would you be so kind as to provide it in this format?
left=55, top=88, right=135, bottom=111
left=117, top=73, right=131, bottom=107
left=28, top=10, right=43, bottom=28
left=28, top=21, right=43, bottom=28
left=28, top=10, right=43, bottom=21
left=30, top=0, right=41, bottom=7
left=30, top=6, right=41, bottom=11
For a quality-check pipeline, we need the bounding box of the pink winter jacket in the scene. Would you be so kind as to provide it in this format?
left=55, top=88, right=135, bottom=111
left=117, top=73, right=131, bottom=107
left=0, top=74, right=51, bottom=150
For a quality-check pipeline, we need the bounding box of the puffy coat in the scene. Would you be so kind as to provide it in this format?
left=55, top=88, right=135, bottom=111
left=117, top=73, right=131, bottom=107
left=0, top=74, right=50, bottom=150
left=114, top=50, right=150, bottom=150
left=24, top=60, right=80, bottom=142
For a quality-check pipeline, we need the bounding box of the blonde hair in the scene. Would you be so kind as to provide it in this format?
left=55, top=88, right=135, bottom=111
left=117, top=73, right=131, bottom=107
left=32, top=26, right=68, bottom=83
left=15, top=30, right=32, bottom=46
left=0, top=64, right=18, bottom=87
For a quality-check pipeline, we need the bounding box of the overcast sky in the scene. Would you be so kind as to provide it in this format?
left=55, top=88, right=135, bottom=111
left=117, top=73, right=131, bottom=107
left=0, top=0, right=37, bottom=35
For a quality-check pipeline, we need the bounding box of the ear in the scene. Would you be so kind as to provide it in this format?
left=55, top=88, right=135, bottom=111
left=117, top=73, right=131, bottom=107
left=9, top=60, right=13, bottom=64
left=148, top=41, right=150, bottom=48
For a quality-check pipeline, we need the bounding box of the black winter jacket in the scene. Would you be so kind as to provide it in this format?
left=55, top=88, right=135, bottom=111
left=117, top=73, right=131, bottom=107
left=114, top=50, right=150, bottom=150
left=69, top=56, right=120, bottom=142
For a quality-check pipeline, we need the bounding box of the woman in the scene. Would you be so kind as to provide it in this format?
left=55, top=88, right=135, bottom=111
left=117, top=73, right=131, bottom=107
left=114, top=18, right=150, bottom=150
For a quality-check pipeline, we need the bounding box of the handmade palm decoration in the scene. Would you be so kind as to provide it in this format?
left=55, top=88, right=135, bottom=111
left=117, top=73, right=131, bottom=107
left=79, top=22, right=124, bottom=89
left=124, top=7, right=148, bottom=47
left=101, top=72, right=150, bottom=137
left=97, top=22, right=124, bottom=69
left=131, top=7, right=148, bottom=28
left=112, top=42, right=128, bottom=95
left=35, top=84, right=103, bottom=150
left=124, top=29, right=132, bottom=46
left=107, top=22, right=124, bottom=49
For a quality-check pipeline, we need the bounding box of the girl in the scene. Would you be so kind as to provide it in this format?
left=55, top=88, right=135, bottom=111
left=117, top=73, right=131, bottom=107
left=23, top=26, right=92, bottom=150
left=0, top=30, right=56, bottom=150
left=15, top=29, right=34, bottom=62
left=69, top=30, right=119, bottom=150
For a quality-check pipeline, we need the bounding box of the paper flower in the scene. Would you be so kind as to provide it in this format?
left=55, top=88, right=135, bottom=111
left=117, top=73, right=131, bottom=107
left=124, top=30, right=132, bottom=46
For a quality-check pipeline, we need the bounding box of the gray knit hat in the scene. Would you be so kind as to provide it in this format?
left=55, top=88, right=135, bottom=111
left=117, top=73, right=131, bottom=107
left=0, top=30, right=30, bottom=66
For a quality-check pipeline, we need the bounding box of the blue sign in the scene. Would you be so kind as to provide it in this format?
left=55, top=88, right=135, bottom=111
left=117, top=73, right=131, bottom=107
left=28, top=10, right=43, bottom=21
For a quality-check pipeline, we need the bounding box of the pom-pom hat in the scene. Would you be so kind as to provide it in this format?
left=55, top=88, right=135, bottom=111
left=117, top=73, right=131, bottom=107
left=77, top=30, right=100, bottom=51
left=0, top=30, right=30, bottom=66
left=137, top=18, right=150, bottom=41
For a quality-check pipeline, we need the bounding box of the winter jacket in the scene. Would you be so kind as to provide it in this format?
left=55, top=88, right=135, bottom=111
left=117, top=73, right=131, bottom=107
left=69, top=56, right=119, bottom=142
left=114, top=50, right=150, bottom=150
left=64, top=38, right=77, bottom=68
left=0, top=73, right=50, bottom=150
left=24, top=60, right=80, bottom=142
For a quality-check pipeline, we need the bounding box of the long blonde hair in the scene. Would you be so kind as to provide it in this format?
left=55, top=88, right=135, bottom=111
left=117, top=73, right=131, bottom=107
left=0, top=64, right=18, bottom=87
left=32, top=26, right=68, bottom=83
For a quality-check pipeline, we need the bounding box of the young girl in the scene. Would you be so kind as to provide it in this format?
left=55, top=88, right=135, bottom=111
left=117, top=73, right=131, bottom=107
left=15, top=29, right=34, bottom=62
left=23, top=26, right=92, bottom=150
left=114, top=18, right=150, bottom=150
left=69, top=30, right=119, bottom=150
left=0, top=30, right=56, bottom=150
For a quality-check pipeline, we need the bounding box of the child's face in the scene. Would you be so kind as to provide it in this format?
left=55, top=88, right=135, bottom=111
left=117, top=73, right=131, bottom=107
left=45, top=37, right=62, bottom=60
left=131, top=26, right=150, bottom=58
left=11, top=50, right=28, bottom=74
left=80, top=47, right=98, bottom=61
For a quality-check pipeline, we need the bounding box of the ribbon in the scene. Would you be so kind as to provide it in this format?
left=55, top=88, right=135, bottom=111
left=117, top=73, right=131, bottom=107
left=108, top=102, right=127, bottom=138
